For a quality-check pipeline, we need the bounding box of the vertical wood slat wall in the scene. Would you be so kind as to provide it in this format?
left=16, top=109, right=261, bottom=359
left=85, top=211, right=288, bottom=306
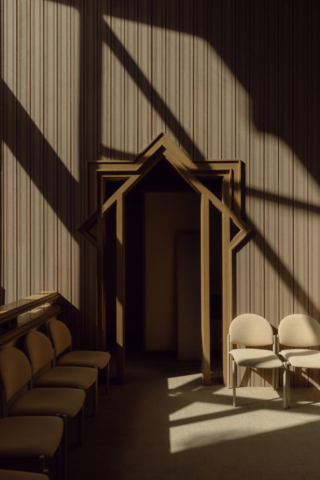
left=1, top=0, right=320, bottom=385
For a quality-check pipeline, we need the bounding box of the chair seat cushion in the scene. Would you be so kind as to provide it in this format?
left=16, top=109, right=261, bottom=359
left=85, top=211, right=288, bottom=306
left=230, top=348, right=283, bottom=369
left=34, top=366, right=97, bottom=389
left=0, top=470, right=49, bottom=480
left=0, top=416, right=63, bottom=458
left=9, top=388, right=85, bottom=418
left=57, top=351, right=111, bottom=369
left=280, top=348, right=320, bottom=368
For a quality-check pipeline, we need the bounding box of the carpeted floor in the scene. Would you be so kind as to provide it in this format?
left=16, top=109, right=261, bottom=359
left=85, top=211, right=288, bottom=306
left=68, top=352, right=320, bottom=480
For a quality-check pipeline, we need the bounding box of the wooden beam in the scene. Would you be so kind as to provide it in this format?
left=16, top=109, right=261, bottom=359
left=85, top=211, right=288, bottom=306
left=201, top=195, right=211, bottom=386
left=96, top=215, right=106, bottom=350
left=163, top=150, right=250, bottom=239
left=116, top=195, right=125, bottom=383
left=222, top=212, right=233, bottom=385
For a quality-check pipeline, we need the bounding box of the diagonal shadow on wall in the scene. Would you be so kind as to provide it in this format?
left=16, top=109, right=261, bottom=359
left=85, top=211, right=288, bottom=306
left=1, top=0, right=319, bottom=333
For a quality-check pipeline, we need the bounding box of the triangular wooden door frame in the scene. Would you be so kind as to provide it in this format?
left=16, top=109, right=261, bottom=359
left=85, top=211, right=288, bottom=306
left=79, top=133, right=250, bottom=386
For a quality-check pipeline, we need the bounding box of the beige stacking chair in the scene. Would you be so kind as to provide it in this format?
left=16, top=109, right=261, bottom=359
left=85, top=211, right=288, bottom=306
left=24, top=331, right=98, bottom=415
left=0, top=471, right=49, bottom=479
left=278, top=314, right=320, bottom=408
left=49, top=320, right=111, bottom=394
left=0, top=416, right=63, bottom=478
left=0, top=347, right=85, bottom=449
left=227, top=314, right=285, bottom=407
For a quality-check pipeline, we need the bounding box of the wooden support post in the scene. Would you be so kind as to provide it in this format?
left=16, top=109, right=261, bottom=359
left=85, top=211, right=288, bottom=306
left=222, top=212, right=232, bottom=386
left=96, top=215, right=106, bottom=351
left=201, top=195, right=211, bottom=386
left=116, top=196, right=125, bottom=383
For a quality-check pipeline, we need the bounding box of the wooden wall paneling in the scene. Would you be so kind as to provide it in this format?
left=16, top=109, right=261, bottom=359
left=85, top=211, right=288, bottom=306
left=221, top=0, right=235, bottom=159
left=110, top=0, right=125, bottom=160
left=83, top=1, right=101, bottom=349
left=138, top=0, right=151, bottom=151
left=151, top=0, right=166, bottom=137
left=30, top=0, right=44, bottom=296
left=124, top=0, right=138, bottom=159
left=234, top=0, right=250, bottom=386
left=234, top=0, right=251, bottom=385
left=207, top=0, right=221, bottom=159
left=278, top=1, right=294, bottom=389
left=293, top=0, right=309, bottom=388
left=179, top=0, right=194, bottom=158
left=248, top=0, right=265, bottom=386
left=278, top=0, right=294, bottom=330
left=84, top=0, right=100, bottom=163
left=2, top=0, right=17, bottom=303
left=101, top=0, right=111, bottom=162
left=193, top=0, right=207, bottom=160
left=43, top=0, right=58, bottom=295
left=293, top=1, right=308, bottom=317
left=57, top=1, right=72, bottom=313
left=0, top=0, right=3, bottom=305
left=263, top=0, right=279, bottom=387
left=166, top=0, right=180, bottom=144
left=70, top=1, right=82, bottom=348
left=234, top=0, right=251, bottom=384
left=306, top=1, right=320, bottom=387
left=16, top=0, right=31, bottom=300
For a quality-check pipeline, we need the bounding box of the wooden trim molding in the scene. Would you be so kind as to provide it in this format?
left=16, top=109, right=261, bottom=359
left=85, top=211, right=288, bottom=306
left=80, top=133, right=250, bottom=385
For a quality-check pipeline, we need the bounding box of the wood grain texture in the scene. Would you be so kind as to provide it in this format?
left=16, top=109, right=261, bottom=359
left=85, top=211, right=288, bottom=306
left=2, top=0, right=320, bottom=387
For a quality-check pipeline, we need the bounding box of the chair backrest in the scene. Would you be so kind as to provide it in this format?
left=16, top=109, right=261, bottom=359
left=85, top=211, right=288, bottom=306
left=229, top=313, right=273, bottom=346
left=0, top=347, right=31, bottom=402
left=279, top=314, right=320, bottom=347
left=49, top=320, right=72, bottom=356
left=25, top=331, right=54, bottom=375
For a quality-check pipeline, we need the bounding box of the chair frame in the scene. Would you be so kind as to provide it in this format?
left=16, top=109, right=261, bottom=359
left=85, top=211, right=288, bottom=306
left=277, top=314, right=320, bottom=408
left=0, top=347, right=84, bottom=451
left=25, top=332, right=99, bottom=416
left=227, top=331, right=286, bottom=408
left=49, top=320, right=110, bottom=395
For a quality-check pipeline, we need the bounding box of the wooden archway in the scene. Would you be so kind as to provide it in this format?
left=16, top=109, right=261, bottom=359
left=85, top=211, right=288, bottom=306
left=79, top=133, right=250, bottom=385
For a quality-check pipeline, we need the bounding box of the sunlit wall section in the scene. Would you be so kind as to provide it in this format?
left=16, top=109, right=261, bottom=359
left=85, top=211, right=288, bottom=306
left=1, top=0, right=320, bottom=377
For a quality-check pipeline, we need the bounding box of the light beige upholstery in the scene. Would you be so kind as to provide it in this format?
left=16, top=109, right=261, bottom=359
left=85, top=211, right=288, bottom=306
left=279, top=314, right=320, bottom=347
left=229, top=314, right=274, bottom=346
left=0, top=416, right=63, bottom=458
left=9, top=387, right=85, bottom=418
left=57, top=350, right=111, bottom=369
left=280, top=349, right=320, bottom=368
left=34, top=365, right=97, bottom=389
left=49, top=320, right=72, bottom=356
left=228, top=314, right=285, bottom=408
left=0, top=348, right=31, bottom=402
left=0, top=471, right=49, bottom=480
left=25, top=332, right=53, bottom=375
left=230, top=348, right=282, bottom=369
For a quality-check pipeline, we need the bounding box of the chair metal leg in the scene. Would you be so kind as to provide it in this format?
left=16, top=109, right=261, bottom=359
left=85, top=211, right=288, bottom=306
left=106, top=363, right=109, bottom=395
left=287, top=363, right=291, bottom=408
left=78, top=406, right=84, bottom=447
left=227, top=335, right=230, bottom=389
left=232, top=360, right=237, bottom=407
left=38, top=455, right=46, bottom=474
left=272, top=369, right=275, bottom=390
left=94, top=378, right=98, bottom=416
left=62, top=415, right=67, bottom=480
left=283, top=365, right=288, bottom=409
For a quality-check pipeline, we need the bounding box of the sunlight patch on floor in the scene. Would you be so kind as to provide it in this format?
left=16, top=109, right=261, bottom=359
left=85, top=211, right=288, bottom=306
left=167, top=381, right=320, bottom=454
left=167, top=373, right=202, bottom=390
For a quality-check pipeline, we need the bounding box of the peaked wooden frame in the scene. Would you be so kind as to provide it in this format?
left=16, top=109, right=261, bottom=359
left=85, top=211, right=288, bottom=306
left=79, top=133, right=250, bottom=385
